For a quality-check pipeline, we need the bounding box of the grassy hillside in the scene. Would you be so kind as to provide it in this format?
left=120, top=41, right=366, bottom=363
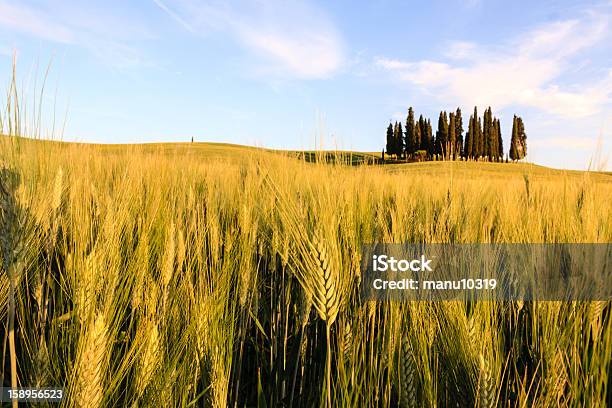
left=1, top=137, right=611, bottom=407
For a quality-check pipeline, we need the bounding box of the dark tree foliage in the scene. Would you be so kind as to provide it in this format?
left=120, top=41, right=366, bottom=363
left=415, top=122, right=422, bottom=155
left=510, top=116, right=518, bottom=161
left=385, top=123, right=394, bottom=158
left=471, top=106, right=480, bottom=159
left=517, top=116, right=527, bottom=159
left=483, top=107, right=493, bottom=160
left=449, top=112, right=456, bottom=161
left=476, top=117, right=483, bottom=159
left=405, top=107, right=416, bottom=157
left=455, top=107, right=463, bottom=159
left=426, top=119, right=434, bottom=157
left=384, top=105, right=519, bottom=163
left=509, top=115, right=527, bottom=161
left=496, top=118, right=504, bottom=161
left=464, top=112, right=474, bottom=159
left=435, top=111, right=448, bottom=159
left=418, top=115, right=428, bottom=153
left=394, top=121, right=404, bottom=158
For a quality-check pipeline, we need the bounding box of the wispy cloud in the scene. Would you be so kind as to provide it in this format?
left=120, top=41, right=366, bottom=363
left=151, top=0, right=194, bottom=33
left=152, top=0, right=345, bottom=79
left=0, top=1, right=74, bottom=43
left=0, top=0, right=152, bottom=68
left=376, top=12, right=612, bottom=118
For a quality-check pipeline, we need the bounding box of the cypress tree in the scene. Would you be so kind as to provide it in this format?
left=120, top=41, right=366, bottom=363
left=426, top=119, right=434, bottom=158
left=476, top=117, right=483, bottom=159
left=509, top=115, right=519, bottom=161
left=491, top=112, right=499, bottom=161
left=449, top=112, right=456, bottom=161
left=517, top=117, right=527, bottom=159
left=496, top=118, right=504, bottom=161
left=396, top=121, right=404, bottom=158
left=455, top=107, right=463, bottom=159
left=435, top=111, right=449, bottom=159
left=414, top=123, right=422, bottom=159
left=419, top=115, right=428, bottom=152
left=464, top=113, right=474, bottom=159
left=470, top=107, right=480, bottom=159
left=483, top=107, right=493, bottom=161
left=405, top=107, right=415, bottom=157
left=415, top=115, right=422, bottom=152
left=386, top=123, right=394, bottom=158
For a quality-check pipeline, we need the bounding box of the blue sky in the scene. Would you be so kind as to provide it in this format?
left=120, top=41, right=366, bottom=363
left=0, top=0, right=610, bottom=170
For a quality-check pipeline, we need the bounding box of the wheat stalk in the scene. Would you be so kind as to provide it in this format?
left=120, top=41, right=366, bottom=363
left=0, top=168, right=19, bottom=407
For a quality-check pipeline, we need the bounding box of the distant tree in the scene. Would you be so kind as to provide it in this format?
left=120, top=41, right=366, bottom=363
left=449, top=112, right=456, bottom=161
left=476, top=116, right=483, bottom=160
left=415, top=122, right=422, bottom=158
left=435, top=111, right=449, bottom=159
left=483, top=107, right=494, bottom=161
left=386, top=123, right=394, bottom=158
left=415, top=115, right=422, bottom=152
left=509, top=115, right=523, bottom=161
left=426, top=119, right=434, bottom=158
left=418, top=115, right=428, bottom=152
left=405, top=107, right=416, bottom=157
left=394, top=121, right=404, bottom=158
left=495, top=118, right=503, bottom=161
left=517, top=116, right=527, bottom=159
left=464, top=112, right=473, bottom=159
left=455, top=107, right=463, bottom=159
left=469, top=106, right=480, bottom=159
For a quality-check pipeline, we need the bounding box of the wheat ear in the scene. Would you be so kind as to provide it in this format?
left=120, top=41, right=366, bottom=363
left=478, top=354, right=495, bottom=408
left=399, top=338, right=418, bottom=408
left=74, top=312, right=108, bottom=408
left=309, top=235, right=340, bottom=325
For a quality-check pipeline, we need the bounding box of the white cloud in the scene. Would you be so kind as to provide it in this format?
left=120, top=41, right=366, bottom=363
left=0, top=1, right=152, bottom=68
left=376, top=13, right=612, bottom=118
left=152, top=0, right=345, bottom=79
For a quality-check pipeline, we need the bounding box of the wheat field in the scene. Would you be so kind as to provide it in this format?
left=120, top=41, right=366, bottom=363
left=0, top=132, right=610, bottom=407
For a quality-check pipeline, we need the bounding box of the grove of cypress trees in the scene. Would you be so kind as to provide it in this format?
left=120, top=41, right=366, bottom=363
left=384, top=106, right=518, bottom=164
